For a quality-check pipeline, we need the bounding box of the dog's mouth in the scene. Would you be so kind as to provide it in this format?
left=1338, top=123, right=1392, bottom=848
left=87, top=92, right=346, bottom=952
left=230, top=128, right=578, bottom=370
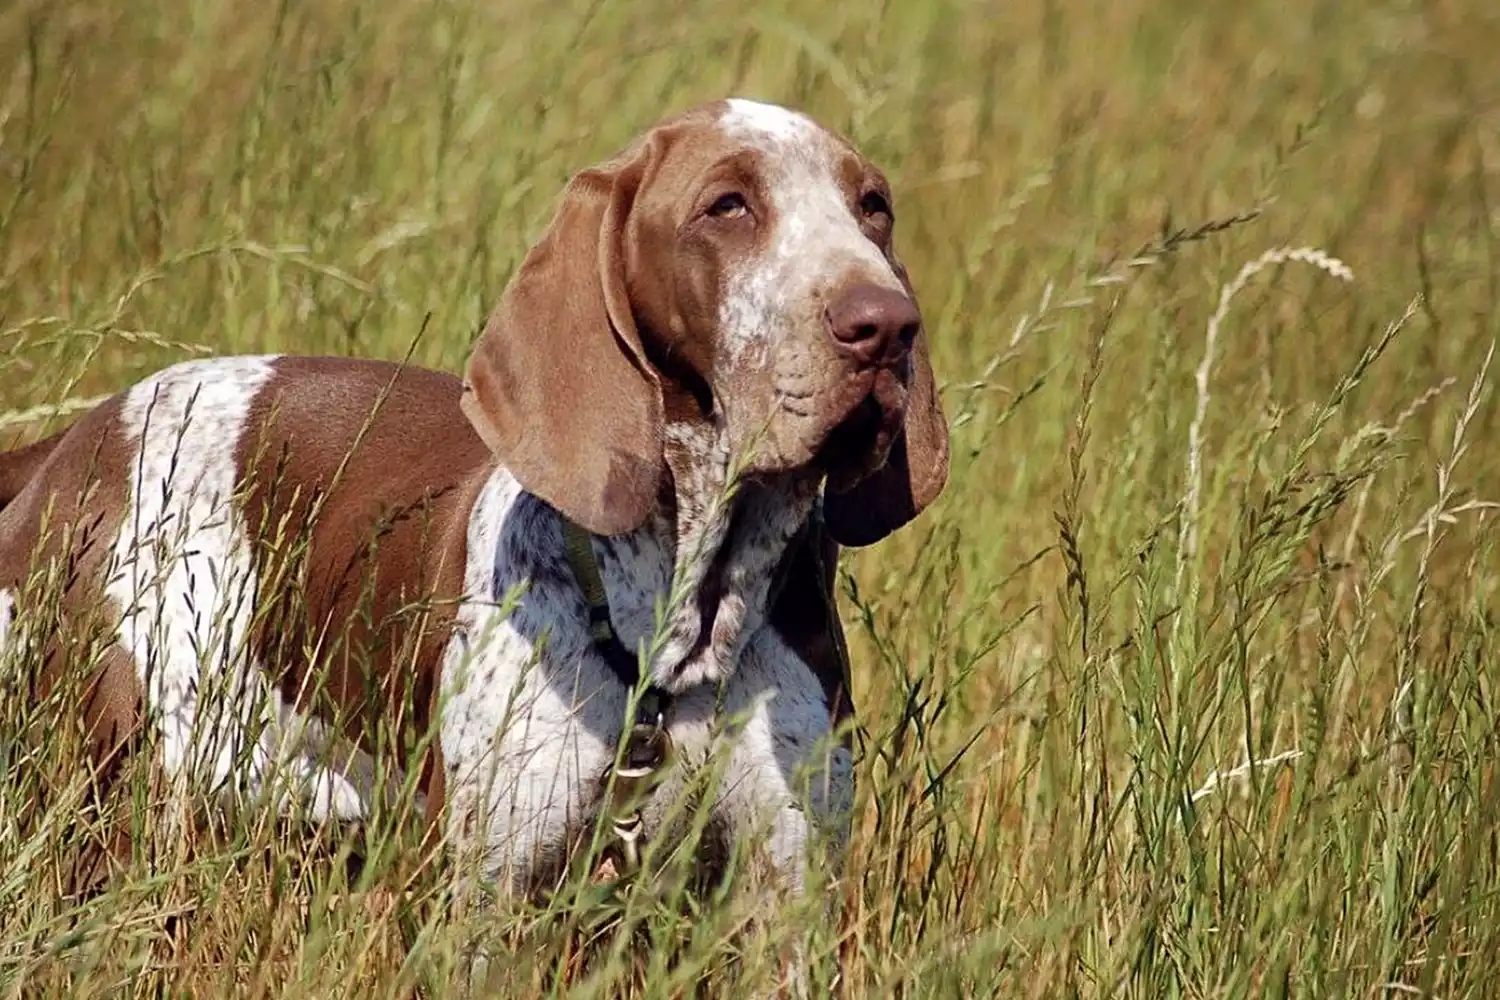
left=816, top=370, right=907, bottom=490
left=817, top=392, right=882, bottom=464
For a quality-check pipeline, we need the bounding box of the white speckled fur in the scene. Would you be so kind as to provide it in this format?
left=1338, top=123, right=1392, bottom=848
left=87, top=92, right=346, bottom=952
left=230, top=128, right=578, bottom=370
left=439, top=467, right=627, bottom=888
left=440, top=414, right=848, bottom=894
left=713, top=99, right=909, bottom=493
left=716, top=99, right=902, bottom=366
left=0, top=588, right=13, bottom=664
left=609, top=420, right=737, bottom=687
left=107, top=356, right=395, bottom=821
left=595, top=419, right=819, bottom=692
left=636, top=622, right=854, bottom=892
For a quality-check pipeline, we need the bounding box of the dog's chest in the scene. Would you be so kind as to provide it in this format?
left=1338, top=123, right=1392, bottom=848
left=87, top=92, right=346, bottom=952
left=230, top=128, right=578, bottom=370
left=431, top=462, right=820, bottom=877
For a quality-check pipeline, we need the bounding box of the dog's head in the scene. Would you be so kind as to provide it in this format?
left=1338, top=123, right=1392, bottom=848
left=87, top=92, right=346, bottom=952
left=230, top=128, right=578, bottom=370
left=461, top=98, right=948, bottom=546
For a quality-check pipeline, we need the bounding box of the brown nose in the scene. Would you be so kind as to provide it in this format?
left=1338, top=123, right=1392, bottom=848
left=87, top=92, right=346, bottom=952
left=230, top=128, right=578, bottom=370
left=824, top=283, right=921, bottom=364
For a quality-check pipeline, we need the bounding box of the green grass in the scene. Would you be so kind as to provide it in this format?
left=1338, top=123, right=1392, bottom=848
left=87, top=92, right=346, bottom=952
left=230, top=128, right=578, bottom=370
left=3, top=0, right=1500, bottom=996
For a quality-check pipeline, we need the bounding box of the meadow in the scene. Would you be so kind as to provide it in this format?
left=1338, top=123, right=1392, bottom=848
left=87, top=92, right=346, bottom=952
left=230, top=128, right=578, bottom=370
left=2, top=0, right=1499, bottom=996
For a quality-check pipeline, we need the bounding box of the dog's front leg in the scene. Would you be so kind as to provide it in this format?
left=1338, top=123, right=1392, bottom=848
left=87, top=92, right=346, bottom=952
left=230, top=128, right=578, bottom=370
left=438, top=637, right=627, bottom=996
left=712, top=627, right=855, bottom=996
left=442, top=745, right=617, bottom=997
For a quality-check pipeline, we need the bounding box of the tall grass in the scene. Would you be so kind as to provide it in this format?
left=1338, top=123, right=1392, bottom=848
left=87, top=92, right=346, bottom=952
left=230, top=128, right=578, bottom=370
left=2, top=0, right=1499, bottom=996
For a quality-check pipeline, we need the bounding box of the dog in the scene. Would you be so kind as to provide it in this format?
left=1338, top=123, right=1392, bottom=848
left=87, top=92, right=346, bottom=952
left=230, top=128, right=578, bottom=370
left=0, top=97, right=947, bottom=940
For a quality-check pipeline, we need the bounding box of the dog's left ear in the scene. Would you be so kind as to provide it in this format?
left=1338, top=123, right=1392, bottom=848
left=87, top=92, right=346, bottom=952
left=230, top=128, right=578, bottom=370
left=824, top=259, right=949, bottom=547
left=461, top=132, right=673, bottom=536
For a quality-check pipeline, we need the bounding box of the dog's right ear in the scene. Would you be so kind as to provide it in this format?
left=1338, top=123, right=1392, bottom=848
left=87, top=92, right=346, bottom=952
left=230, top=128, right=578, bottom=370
left=462, top=138, right=667, bottom=536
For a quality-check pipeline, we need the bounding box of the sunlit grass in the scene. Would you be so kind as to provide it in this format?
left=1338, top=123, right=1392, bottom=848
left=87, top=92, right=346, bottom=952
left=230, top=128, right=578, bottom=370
left=2, top=0, right=1499, bottom=996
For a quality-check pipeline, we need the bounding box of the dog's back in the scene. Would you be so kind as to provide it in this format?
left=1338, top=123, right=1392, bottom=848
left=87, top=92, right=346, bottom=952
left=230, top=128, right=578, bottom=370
left=0, top=431, right=67, bottom=510
left=0, top=357, right=490, bottom=836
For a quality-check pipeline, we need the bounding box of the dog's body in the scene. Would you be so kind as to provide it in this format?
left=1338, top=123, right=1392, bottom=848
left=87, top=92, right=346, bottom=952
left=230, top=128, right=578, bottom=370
left=0, top=98, right=947, bottom=902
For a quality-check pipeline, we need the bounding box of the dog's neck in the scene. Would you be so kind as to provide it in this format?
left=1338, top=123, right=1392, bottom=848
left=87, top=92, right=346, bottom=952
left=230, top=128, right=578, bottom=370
left=594, top=418, right=819, bottom=692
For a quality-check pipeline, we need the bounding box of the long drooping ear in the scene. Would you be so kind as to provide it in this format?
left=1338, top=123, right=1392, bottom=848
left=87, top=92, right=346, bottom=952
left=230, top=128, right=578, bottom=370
left=823, top=260, right=949, bottom=547
left=461, top=140, right=665, bottom=536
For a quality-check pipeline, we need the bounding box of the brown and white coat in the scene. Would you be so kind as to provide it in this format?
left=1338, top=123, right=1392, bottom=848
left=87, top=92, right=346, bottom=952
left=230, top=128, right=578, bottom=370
left=0, top=98, right=948, bottom=899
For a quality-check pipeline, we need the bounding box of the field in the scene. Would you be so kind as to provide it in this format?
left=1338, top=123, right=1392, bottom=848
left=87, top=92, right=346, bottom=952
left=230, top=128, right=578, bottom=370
left=2, top=0, right=1500, bottom=996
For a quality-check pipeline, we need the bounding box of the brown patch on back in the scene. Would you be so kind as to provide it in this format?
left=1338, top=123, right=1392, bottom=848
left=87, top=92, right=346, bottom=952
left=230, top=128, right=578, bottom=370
left=0, top=430, right=68, bottom=508
left=234, top=357, right=491, bottom=824
left=0, top=396, right=143, bottom=763
left=0, top=396, right=146, bottom=885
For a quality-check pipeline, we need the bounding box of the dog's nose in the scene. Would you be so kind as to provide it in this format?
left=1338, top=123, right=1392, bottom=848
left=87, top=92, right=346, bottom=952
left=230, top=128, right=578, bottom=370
left=824, top=283, right=920, bottom=365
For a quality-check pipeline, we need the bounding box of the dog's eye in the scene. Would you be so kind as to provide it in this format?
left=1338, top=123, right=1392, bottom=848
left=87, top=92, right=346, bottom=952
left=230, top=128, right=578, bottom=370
left=859, top=190, right=893, bottom=221
left=707, top=192, right=749, bottom=219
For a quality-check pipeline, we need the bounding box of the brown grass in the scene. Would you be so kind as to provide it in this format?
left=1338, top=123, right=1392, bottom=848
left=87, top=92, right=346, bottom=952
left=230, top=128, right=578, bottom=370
left=3, top=0, right=1500, bottom=996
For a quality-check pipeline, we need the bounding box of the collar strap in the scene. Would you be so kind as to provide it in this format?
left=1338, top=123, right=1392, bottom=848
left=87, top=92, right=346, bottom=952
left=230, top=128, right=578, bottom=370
left=560, top=516, right=673, bottom=874
left=562, top=517, right=619, bottom=646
